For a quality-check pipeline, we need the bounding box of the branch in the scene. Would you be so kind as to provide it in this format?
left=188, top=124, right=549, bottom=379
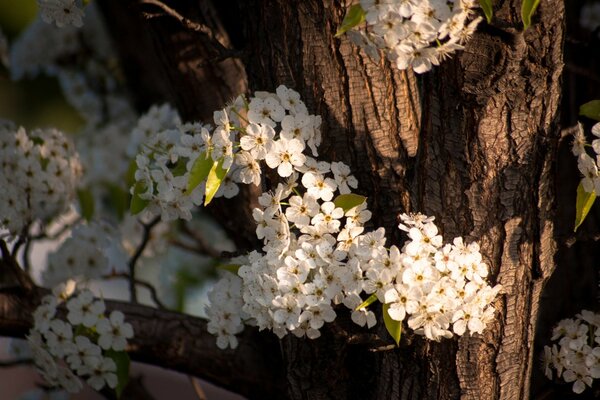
left=103, top=272, right=167, bottom=310
left=0, top=239, right=34, bottom=291
left=128, top=216, right=160, bottom=303
left=178, top=221, right=223, bottom=259
left=0, top=358, right=33, bottom=367
left=137, top=0, right=238, bottom=61
left=0, top=287, right=285, bottom=399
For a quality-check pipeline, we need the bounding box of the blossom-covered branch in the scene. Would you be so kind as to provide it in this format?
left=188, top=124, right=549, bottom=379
left=0, top=288, right=285, bottom=399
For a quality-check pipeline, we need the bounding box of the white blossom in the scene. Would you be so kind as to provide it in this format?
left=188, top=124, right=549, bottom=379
left=346, top=0, right=481, bottom=73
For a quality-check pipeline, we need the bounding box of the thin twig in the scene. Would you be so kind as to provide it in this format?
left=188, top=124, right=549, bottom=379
left=0, top=358, right=33, bottom=367
left=179, top=221, right=222, bottom=259
left=103, top=272, right=167, bottom=310
left=128, top=217, right=161, bottom=304
left=0, top=239, right=34, bottom=291
left=22, top=239, right=32, bottom=274
left=10, top=236, right=26, bottom=258
left=30, top=217, right=82, bottom=241
left=188, top=376, right=208, bottom=400
left=138, top=0, right=234, bottom=58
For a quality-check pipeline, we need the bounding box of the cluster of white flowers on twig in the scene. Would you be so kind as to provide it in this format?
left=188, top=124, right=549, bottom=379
left=543, top=310, right=600, bottom=394
left=573, top=122, right=600, bottom=194
left=347, top=0, right=482, bottom=73
left=29, top=289, right=133, bottom=393
left=383, top=214, right=501, bottom=339
left=37, top=0, right=86, bottom=28
left=0, top=124, right=82, bottom=237
left=42, top=222, right=126, bottom=287
left=205, top=274, right=245, bottom=349
left=131, top=86, right=323, bottom=222
left=11, top=2, right=136, bottom=166
left=202, top=88, right=501, bottom=349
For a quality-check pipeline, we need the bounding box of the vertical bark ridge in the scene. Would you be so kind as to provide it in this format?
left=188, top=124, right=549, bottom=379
left=417, top=1, right=564, bottom=399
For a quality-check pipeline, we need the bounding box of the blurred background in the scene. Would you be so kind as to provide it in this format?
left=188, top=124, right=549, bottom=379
left=0, top=1, right=244, bottom=399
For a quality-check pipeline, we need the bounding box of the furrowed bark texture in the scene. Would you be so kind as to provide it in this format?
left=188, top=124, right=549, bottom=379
left=241, top=0, right=564, bottom=399
left=0, top=287, right=284, bottom=399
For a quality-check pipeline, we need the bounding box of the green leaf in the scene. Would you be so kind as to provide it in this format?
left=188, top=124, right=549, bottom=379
left=333, top=193, right=367, bottom=212
left=40, top=157, right=50, bottom=170
left=579, top=100, right=600, bottom=122
left=217, top=264, right=241, bottom=274
left=30, top=136, right=44, bottom=146
left=74, top=325, right=98, bottom=340
left=105, top=183, right=129, bottom=221
left=77, top=188, right=95, bottom=222
left=521, top=0, right=540, bottom=30
left=171, top=158, right=188, bottom=177
left=478, top=0, right=493, bottom=24
left=355, top=293, right=378, bottom=310
left=173, top=268, right=203, bottom=312
left=125, top=159, right=137, bottom=188
left=335, top=4, right=366, bottom=37
left=204, top=158, right=229, bottom=206
left=383, top=303, right=402, bottom=346
left=105, top=350, right=130, bottom=399
left=574, top=182, right=596, bottom=232
left=186, top=151, right=213, bottom=195
left=130, top=181, right=149, bottom=215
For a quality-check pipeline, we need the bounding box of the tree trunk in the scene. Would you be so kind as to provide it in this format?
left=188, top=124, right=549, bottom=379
left=239, top=1, right=564, bottom=399
left=97, top=0, right=565, bottom=399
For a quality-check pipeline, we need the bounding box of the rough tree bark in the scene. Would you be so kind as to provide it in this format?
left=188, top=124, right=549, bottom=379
left=237, top=1, right=564, bottom=399
left=0, top=0, right=565, bottom=399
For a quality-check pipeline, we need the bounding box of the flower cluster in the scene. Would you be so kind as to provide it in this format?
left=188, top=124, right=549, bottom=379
left=204, top=88, right=501, bottom=348
left=572, top=122, right=600, bottom=194
left=205, top=273, right=245, bottom=349
left=42, top=222, right=126, bottom=287
left=0, top=124, right=82, bottom=237
left=29, top=289, right=133, bottom=393
left=381, top=214, right=501, bottom=340
left=37, top=0, right=85, bottom=28
left=543, top=310, right=600, bottom=394
left=131, top=86, right=323, bottom=221
left=11, top=3, right=128, bottom=127
left=347, top=0, right=482, bottom=73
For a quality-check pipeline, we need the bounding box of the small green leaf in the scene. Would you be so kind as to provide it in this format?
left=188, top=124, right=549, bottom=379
left=478, top=0, right=493, bottom=23
left=335, top=4, right=366, bottom=37
left=383, top=303, right=401, bottom=346
left=30, top=136, right=44, bottom=146
left=105, top=183, right=129, bottom=221
left=580, top=100, right=600, bottom=122
left=217, top=264, right=241, bottom=274
left=333, top=193, right=367, bottom=212
left=171, top=158, right=188, bottom=177
left=574, top=182, right=596, bottom=232
left=74, top=325, right=98, bottom=340
left=77, top=188, right=95, bottom=222
left=204, top=158, right=229, bottom=206
left=521, top=0, right=540, bottom=30
left=186, top=151, right=213, bottom=195
left=130, top=181, right=149, bottom=215
left=355, top=293, right=378, bottom=310
left=125, top=158, right=138, bottom=188
left=105, top=350, right=130, bottom=399
left=40, top=157, right=50, bottom=170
